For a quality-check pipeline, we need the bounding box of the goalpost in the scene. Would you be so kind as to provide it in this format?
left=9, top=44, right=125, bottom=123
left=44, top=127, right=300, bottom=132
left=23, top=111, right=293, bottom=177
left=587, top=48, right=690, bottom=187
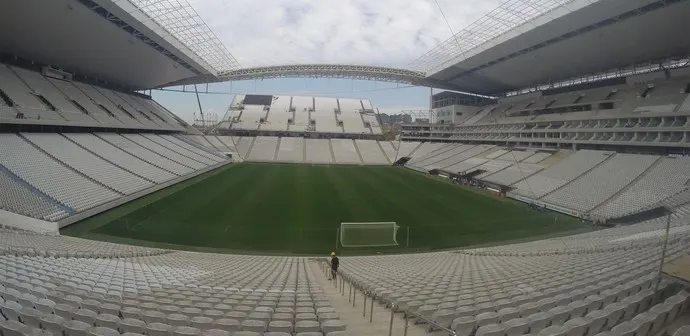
left=339, top=222, right=400, bottom=248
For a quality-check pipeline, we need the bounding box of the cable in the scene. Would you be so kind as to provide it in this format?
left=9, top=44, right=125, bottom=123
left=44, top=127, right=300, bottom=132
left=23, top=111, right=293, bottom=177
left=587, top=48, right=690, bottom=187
left=432, top=0, right=467, bottom=59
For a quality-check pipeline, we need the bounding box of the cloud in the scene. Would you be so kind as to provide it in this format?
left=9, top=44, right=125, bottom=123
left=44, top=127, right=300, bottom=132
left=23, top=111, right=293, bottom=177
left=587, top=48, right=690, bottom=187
left=187, top=0, right=504, bottom=68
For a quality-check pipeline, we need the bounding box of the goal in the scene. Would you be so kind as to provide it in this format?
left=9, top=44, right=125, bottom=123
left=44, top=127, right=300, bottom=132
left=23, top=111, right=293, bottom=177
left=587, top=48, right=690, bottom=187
left=340, top=222, right=400, bottom=247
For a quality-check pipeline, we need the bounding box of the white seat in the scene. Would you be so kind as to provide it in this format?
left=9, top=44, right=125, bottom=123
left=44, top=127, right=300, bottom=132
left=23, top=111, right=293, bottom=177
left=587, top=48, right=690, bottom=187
left=94, top=313, right=120, bottom=330
left=539, top=326, right=567, bottom=336
left=64, top=320, right=92, bottom=336
left=90, top=327, right=120, bottom=336
left=267, top=321, right=292, bottom=333
left=610, top=321, right=636, bottom=336
left=296, top=313, right=317, bottom=322
left=271, top=313, right=293, bottom=322
left=630, top=312, right=653, bottom=336
left=201, top=329, right=229, bottom=336
left=548, top=306, right=571, bottom=326
left=146, top=322, right=172, bottom=336
left=98, top=303, right=120, bottom=316
left=225, top=312, right=247, bottom=322
left=73, top=308, right=97, bottom=325
left=499, top=307, right=520, bottom=322
left=527, top=312, right=552, bottom=334
left=213, top=318, right=240, bottom=332
left=1, top=300, right=22, bottom=321
left=231, top=332, right=260, bottom=336
left=35, top=299, right=56, bottom=314
left=120, top=318, right=146, bottom=334
left=263, top=333, right=291, bottom=336
left=19, top=307, right=42, bottom=328
left=121, top=307, right=142, bottom=319
left=247, top=312, right=270, bottom=324
left=476, top=323, right=506, bottom=336
left=39, top=314, right=66, bottom=336
left=567, top=301, right=589, bottom=318
left=172, top=326, right=201, bottom=336
left=189, top=316, right=213, bottom=330
left=240, top=320, right=266, bottom=333
left=0, top=320, right=28, bottom=336
left=504, top=318, right=529, bottom=336
left=452, top=316, right=476, bottom=336
left=321, top=320, right=346, bottom=334
left=476, top=312, right=500, bottom=327
left=603, top=303, right=626, bottom=329
left=294, top=320, right=320, bottom=333
left=143, top=310, right=166, bottom=324
left=563, top=317, right=588, bottom=336
left=584, top=310, right=608, bottom=336
left=166, top=314, right=190, bottom=327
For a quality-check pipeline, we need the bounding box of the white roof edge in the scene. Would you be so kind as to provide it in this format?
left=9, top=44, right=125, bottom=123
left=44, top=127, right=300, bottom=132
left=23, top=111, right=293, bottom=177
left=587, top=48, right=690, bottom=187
left=99, top=0, right=239, bottom=75
left=411, top=0, right=598, bottom=75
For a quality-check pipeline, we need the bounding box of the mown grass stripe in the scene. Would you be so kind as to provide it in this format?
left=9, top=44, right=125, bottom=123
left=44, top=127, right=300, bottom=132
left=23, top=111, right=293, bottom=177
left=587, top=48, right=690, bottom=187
left=64, top=163, right=589, bottom=254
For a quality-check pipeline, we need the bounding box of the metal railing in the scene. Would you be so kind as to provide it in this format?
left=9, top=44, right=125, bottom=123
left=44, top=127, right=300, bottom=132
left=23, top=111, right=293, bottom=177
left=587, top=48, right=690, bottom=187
left=321, top=260, right=457, bottom=336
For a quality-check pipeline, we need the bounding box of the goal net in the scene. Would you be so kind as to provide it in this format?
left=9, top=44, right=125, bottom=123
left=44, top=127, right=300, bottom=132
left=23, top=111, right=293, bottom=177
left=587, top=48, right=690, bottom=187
left=340, top=222, right=400, bottom=247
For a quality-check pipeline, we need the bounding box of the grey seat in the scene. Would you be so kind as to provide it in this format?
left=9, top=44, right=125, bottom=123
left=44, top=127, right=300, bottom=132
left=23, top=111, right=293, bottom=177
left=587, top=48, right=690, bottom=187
left=240, top=320, right=266, bottom=333
left=268, top=321, right=292, bottom=333
left=320, top=320, right=346, bottom=334
left=121, top=318, right=147, bottom=334
left=172, top=326, right=202, bottom=336
left=146, top=322, right=173, bottom=336
left=214, top=319, right=240, bottom=332
left=201, top=330, right=229, bottom=336
left=90, top=327, right=120, bottom=336
left=295, top=320, right=320, bottom=333
left=39, top=314, right=66, bottom=336
left=64, top=320, right=92, bottom=336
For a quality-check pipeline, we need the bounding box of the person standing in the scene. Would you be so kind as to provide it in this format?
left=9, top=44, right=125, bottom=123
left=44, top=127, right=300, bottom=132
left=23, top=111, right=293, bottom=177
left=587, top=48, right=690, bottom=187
left=329, top=252, right=339, bottom=280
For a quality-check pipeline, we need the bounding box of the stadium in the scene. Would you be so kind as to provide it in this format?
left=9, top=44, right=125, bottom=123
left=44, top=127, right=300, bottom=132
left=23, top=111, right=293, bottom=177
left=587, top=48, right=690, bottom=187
left=0, top=0, right=689, bottom=335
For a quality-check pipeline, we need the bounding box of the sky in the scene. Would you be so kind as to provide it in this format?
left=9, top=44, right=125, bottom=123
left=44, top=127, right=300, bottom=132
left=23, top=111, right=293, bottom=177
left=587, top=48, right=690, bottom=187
left=153, top=0, right=505, bottom=124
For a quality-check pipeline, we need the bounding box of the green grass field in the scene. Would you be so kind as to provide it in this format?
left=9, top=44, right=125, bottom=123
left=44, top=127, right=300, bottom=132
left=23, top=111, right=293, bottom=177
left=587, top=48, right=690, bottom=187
left=62, top=163, right=590, bottom=254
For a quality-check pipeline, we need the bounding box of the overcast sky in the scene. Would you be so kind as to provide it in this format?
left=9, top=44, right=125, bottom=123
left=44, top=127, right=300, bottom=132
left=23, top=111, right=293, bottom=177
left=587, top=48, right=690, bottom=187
left=154, top=0, right=504, bottom=123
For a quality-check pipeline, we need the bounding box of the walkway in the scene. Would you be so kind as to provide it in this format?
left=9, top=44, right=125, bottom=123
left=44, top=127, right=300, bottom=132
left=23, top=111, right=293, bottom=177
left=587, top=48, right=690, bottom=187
left=307, top=259, right=432, bottom=336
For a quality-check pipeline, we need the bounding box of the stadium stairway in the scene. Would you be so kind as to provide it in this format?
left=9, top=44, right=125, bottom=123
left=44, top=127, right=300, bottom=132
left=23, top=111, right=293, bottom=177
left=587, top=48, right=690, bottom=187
left=307, top=260, right=429, bottom=336
left=273, top=137, right=282, bottom=161
left=377, top=141, right=393, bottom=164
left=328, top=141, right=337, bottom=163
left=353, top=140, right=365, bottom=164
left=302, top=139, right=308, bottom=163
left=244, top=137, right=257, bottom=162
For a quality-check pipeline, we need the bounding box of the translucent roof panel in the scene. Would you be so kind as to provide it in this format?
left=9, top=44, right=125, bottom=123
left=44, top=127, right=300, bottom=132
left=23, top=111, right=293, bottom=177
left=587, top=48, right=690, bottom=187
left=409, top=0, right=596, bottom=75
left=122, top=0, right=241, bottom=74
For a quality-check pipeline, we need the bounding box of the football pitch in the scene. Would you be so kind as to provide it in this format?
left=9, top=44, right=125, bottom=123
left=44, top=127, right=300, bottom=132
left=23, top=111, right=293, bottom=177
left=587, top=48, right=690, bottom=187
left=63, top=163, right=589, bottom=254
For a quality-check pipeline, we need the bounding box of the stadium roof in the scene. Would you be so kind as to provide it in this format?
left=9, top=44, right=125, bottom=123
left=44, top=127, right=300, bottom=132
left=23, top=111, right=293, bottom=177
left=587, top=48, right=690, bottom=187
left=0, top=0, right=240, bottom=90
left=415, top=0, right=690, bottom=95
left=1, top=0, right=688, bottom=94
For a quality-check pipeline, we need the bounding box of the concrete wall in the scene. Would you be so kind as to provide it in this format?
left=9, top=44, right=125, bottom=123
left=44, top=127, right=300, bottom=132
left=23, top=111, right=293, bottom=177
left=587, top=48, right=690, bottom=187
left=0, top=209, right=59, bottom=234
